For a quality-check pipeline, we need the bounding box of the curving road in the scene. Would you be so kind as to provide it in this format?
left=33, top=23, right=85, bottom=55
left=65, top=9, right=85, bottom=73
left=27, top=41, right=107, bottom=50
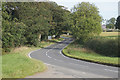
left=29, top=37, right=119, bottom=78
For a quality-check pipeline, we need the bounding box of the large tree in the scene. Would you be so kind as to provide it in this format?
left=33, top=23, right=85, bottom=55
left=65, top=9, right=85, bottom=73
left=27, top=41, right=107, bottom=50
left=5, top=2, right=55, bottom=46
left=48, top=2, right=71, bottom=38
left=71, top=2, right=102, bottom=42
left=115, top=16, right=120, bottom=29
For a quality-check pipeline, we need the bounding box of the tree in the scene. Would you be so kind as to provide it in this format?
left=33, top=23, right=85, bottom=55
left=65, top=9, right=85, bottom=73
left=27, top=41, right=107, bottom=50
left=71, top=2, right=102, bottom=42
left=2, top=2, right=27, bottom=51
left=115, top=16, right=120, bottom=29
left=48, top=2, right=71, bottom=38
left=106, top=17, right=116, bottom=29
left=2, top=2, right=71, bottom=52
left=6, top=2, right=52, bottom=46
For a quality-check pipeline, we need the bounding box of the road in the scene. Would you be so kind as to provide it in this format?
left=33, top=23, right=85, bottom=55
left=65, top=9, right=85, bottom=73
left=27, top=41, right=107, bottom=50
left=29, top=37, right=119, bottom=78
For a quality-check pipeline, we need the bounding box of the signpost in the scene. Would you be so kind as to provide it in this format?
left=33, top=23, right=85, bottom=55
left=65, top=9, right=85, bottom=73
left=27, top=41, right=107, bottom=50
left=48, top=36, right=52, bottom=40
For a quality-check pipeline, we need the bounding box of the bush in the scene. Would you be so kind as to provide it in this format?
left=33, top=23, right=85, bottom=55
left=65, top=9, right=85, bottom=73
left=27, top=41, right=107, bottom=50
left=2, top=22, right=27, bottom=52
left=85, top=38, right=119, bottom=57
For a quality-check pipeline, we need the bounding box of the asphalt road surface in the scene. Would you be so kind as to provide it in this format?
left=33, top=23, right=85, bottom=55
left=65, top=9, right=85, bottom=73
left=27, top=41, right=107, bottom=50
left=29, top=37, right=119, bottom=78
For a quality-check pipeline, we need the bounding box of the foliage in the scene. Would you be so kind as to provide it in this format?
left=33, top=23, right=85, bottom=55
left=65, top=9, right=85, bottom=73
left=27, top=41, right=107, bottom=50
left=2, top=2, right=70, bottom=52
left=48, top=2, right=71, bottom=38
left=2, top=3, right=27, bottom=52
left=115, top=16, right=120, bottom=29
left=106, top=17, right=116, bottom=29
left=70, top=2, right=102, bottom=42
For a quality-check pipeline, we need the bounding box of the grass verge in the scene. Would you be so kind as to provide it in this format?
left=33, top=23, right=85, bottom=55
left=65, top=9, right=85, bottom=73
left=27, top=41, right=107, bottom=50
left=62, top=41, right=119, bottom=67
left=2, top=40, right=55, bottom=78
left=49, top=37, right=64, bottom=43
left=2, top=47, right=46, bottom=78
left=2, top=37, right=65, bottom=78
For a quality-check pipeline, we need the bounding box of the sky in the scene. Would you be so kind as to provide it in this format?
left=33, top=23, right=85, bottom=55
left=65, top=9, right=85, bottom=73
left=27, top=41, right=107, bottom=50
left=49, top=0, right=119, bottom=20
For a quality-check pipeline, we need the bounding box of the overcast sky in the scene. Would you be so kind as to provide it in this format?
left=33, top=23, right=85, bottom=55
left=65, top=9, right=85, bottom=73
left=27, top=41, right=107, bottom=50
left=50, top=0, right=119, bottom=20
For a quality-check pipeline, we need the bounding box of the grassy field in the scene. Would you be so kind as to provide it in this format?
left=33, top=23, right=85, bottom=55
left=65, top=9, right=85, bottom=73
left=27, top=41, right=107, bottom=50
left=2, top=38, right=64, bottom=78
left=62, top=32, right=119, bottom=67
left=100, top=32, right=119, bottom=36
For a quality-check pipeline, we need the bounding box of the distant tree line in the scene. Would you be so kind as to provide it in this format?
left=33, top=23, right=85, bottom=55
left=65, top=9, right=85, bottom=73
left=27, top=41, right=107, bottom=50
left=105, top=16, right=120, bottom=30
left=2, top=2, right=112, bottom=52
left=2, top=2, right=70, bottom=52
left=106, top=17, right=116, bottom=29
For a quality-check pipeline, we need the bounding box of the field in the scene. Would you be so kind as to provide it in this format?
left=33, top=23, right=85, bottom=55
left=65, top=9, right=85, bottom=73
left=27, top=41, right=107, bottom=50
left=62, top=32, right=119, bottom=66
left=100, top=32, right=119, bottom=36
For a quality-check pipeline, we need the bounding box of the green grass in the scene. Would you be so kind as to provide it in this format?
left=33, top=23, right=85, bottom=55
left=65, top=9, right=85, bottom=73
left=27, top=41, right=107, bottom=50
left=2, top=41, right=54, bottom=78
left=2, top=38, right=64, bottom=78
left=2, top=47, right=46, bottom=78
left=85, top=38, right=119, bottom=57
left=49, top=38, right=64, bottom=42
left=37, top=41, right=54, bottom=48
left=63, top=42, right=119, bottom=66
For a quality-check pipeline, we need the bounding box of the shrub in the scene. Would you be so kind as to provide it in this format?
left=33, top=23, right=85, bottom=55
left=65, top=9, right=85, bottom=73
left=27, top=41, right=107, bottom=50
left=2, top=22, right=27, bottom=52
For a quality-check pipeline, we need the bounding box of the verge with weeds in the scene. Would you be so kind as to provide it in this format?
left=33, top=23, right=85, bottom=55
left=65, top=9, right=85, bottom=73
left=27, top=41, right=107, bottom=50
left=62, top=37, right=119, bottom=67
left=2, top=47, right=46, bottom=78
left=2, top=38, right=64, bottom=78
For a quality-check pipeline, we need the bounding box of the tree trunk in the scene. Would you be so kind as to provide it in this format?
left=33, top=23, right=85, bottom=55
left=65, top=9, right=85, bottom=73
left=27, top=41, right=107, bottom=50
left=38, top=34, right=41, bottom=42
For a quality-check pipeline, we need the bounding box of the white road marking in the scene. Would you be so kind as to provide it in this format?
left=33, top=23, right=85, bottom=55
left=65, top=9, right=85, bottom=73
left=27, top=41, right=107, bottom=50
left=46, top=53, right=52, bottom=58
left=28, top=49, right=41, bottom=58
left=28, top=43, right=56, bottom=59
left=45, top=44, right=68, bottom=63
left=28, top=52, right=32, bottom=58
left=45, top=48, right=64, bottom=62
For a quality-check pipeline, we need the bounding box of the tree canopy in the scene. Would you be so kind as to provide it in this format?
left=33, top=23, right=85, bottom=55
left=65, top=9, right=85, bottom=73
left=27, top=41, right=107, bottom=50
left=2, top=2, right=70, bottom=52
left=70, top=2, right=102, bottom=42
left=2, top=2, right=103, bottom=52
